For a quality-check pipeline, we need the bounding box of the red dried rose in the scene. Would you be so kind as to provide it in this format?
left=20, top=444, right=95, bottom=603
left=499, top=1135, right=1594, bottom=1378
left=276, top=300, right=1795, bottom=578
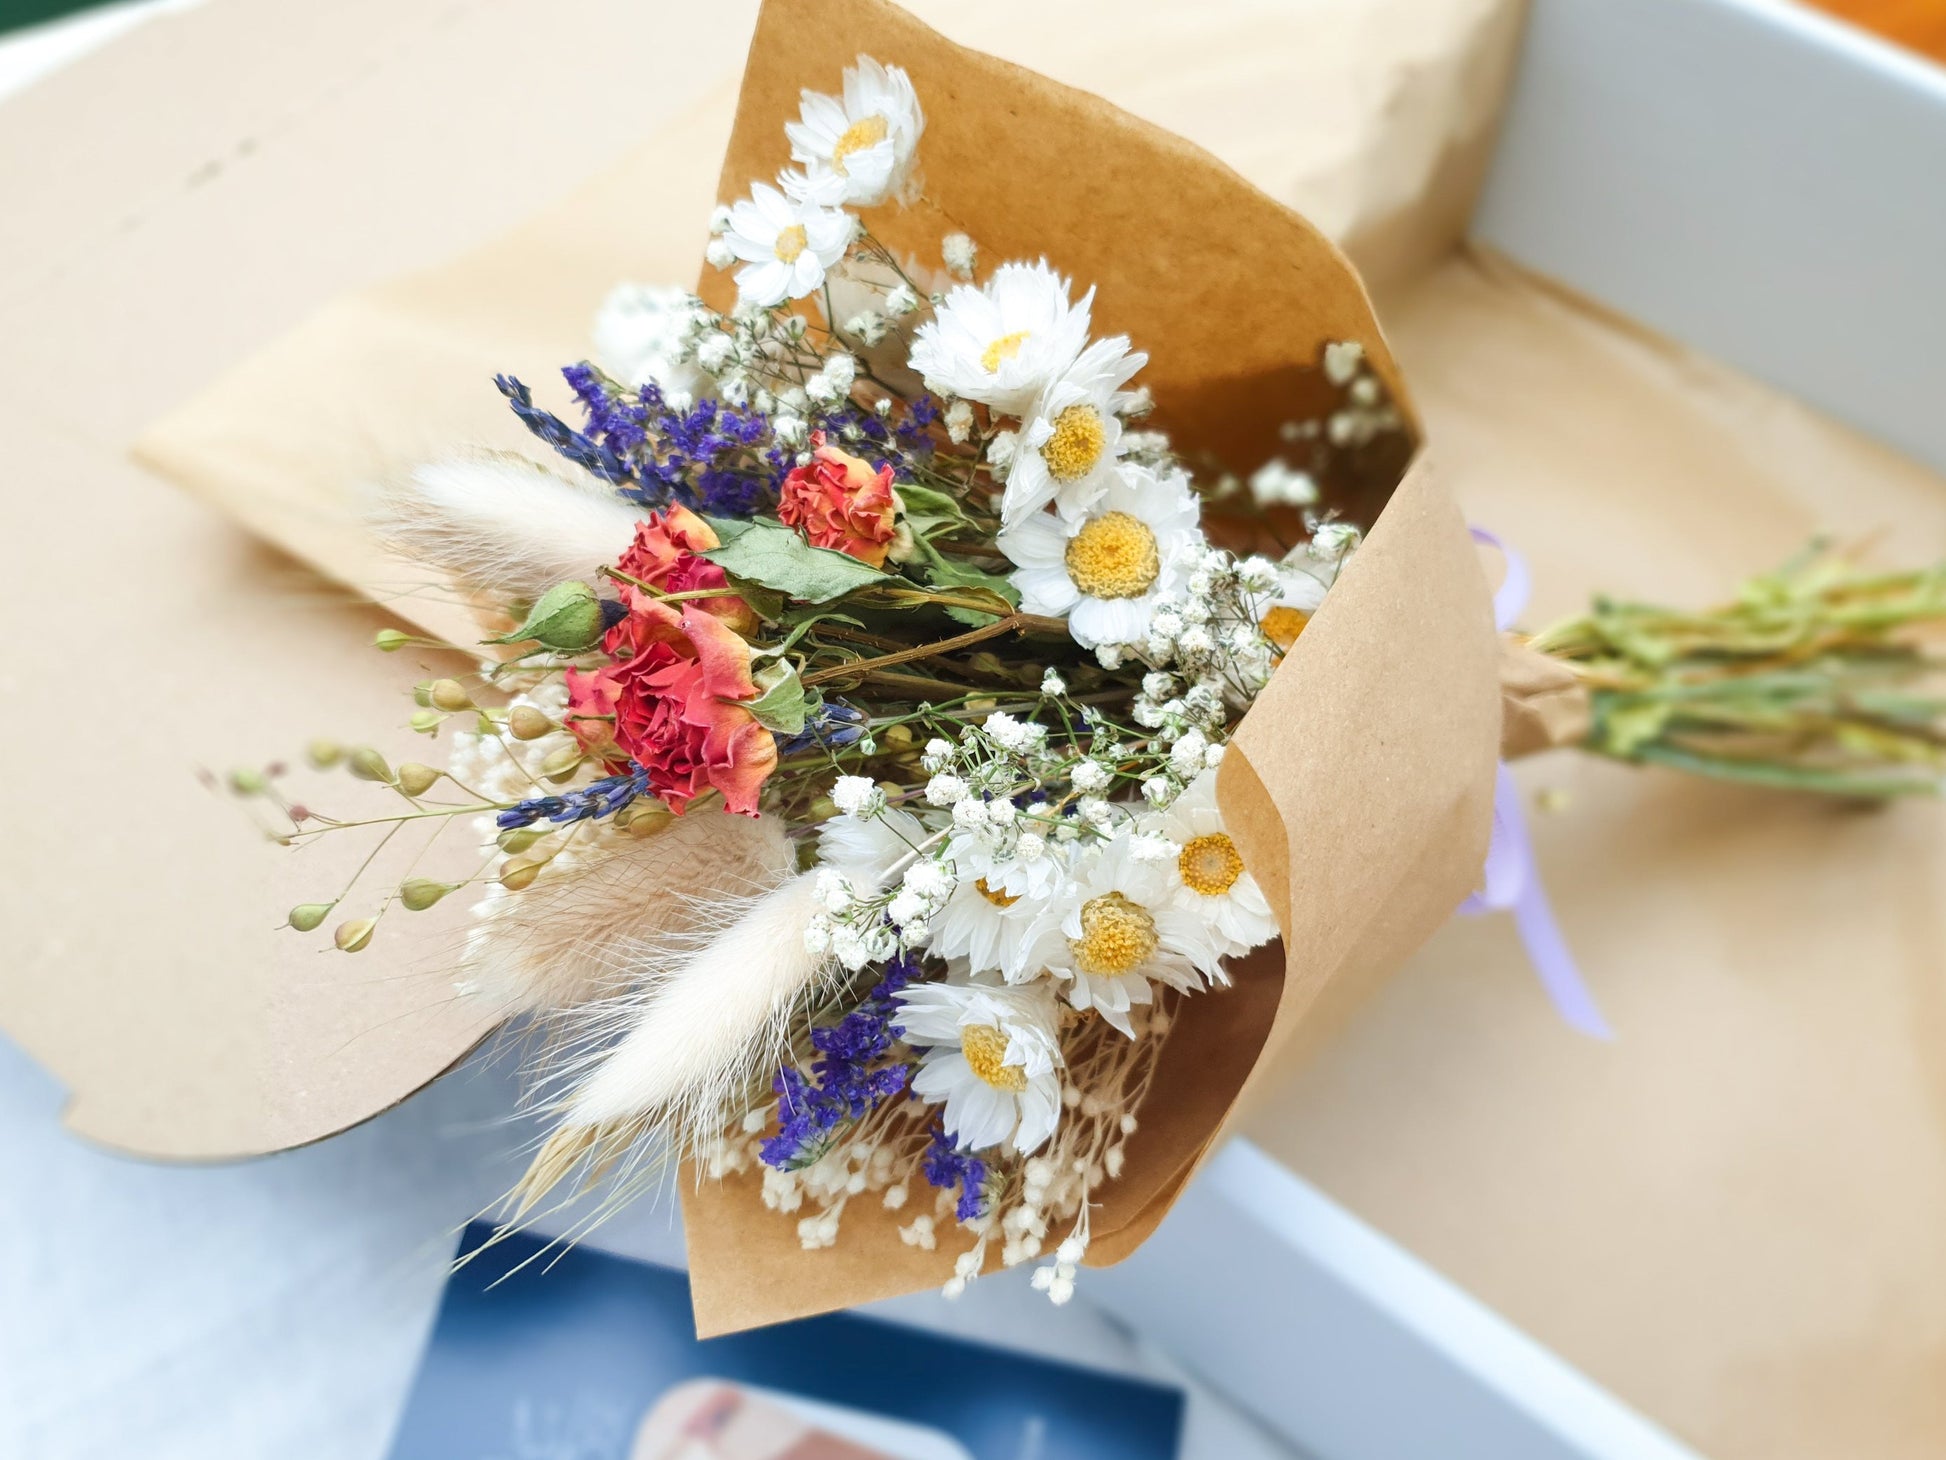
left=776, top=436, right=898, bottom=567
left=563, top=588, right=777, bottom=816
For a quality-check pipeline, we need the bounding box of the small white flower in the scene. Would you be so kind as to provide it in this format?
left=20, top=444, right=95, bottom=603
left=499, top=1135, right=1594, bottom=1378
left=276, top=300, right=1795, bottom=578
left=983, top=710, right=1030, bottom=751
left=1016, top=832, right=1047, bottom=863
left=814, top=869, right=854, bottom=914
left=1039, top=667, right=1067, bottom=697
left=926, top=773, right=970, bottom=807
left=986, top=429, right=1017, bottom=471
left=719, top=181, right=853, bottom=309
left=1322, top=339, right=1365, bottom=386
left=830, top=774, right=883, bottom=817
left=942, top=231, right=977, bottom=278
left=903, top=861, right=953, bottom=900
left=819, top=804, right=928, bottom=890
left=785, top=55, right=925, bottom=207
left=1141, top=775, right=1174, bottom=807
left=824, top=352, right=858, bottom=390
left=953, top=797, right=990, bottom=831
left=1094, top=643, right=1124, bottom=670
left=888, top=888, right=929, bottom=927
left=1247, top=457, right=1318, bottom=508
left=704, top=237, right=737, bottom=270
left=694, top=333, right=735, bottom=374
left=944, top=398, right=976, bottom=443
left=909, top=261, right=1093, bottom=416
left=895, top=980, right=1063, bottom=1154
left=1069, top=761, right=1109, bottom=794
left=592, top=283, right=709, bottom=398
left=885, top=283, right=920, bottom=316
left=1000, top=464, right=1203, bottom=650
left=1169, top=728, right=1209, bottom=776
left=1130, top=832, right=1179, bottom=863
left=921, top=737, right=955, bottom=773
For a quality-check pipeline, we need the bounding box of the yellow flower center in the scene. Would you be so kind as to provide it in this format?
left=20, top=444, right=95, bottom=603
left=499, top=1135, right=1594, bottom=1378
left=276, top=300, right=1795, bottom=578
left=975, top=877, right=1020, bottom=908
left=961, top=1023, right=1026, bottom=1091
left=773, top=223, right=809, bottom=264
left=1259, top=606, right=1310, bottom=653
left=1065, top=512, right=1160, bottom=600
left=980, top=330, right=1032, bottom=372
left=1070, top=891, right=1159, bottom=977
left=1178, top=833, right=1244, bottom=897
left=1040, top=403, right=1107, bottom=482
left=832, top=114, right=890, bottom=176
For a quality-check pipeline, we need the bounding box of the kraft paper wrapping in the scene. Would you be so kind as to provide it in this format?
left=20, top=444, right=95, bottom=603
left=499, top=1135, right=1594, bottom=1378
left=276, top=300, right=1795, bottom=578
left=134, top=0, right=1504, bottom=1330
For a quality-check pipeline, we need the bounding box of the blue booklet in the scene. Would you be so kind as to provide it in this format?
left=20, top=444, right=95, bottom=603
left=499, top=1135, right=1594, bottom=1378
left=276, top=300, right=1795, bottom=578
left=386, top=1223, right=1183, bottom=1460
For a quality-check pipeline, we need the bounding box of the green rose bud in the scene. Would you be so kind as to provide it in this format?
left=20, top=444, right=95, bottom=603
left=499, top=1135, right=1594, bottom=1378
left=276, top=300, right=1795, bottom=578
left=374, top=628, right=413, bottom=652
left=488, top=580, right=607, bottom=653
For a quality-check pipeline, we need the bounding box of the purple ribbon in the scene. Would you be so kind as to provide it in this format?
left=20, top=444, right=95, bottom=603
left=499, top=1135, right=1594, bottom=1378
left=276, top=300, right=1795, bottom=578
left=1459, top=529, right=1613, bottom=1039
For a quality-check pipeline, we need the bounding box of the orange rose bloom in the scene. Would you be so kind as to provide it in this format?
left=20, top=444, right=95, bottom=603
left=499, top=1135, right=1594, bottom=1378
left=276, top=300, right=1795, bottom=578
left=614, top=504, right=758, bottom=635
left=777, top=437, right=898, bottom=567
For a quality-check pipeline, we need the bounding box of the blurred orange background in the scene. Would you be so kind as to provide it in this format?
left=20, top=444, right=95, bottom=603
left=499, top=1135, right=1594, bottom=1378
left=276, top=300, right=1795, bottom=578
left=1809, top=0, right=1946, bottom=59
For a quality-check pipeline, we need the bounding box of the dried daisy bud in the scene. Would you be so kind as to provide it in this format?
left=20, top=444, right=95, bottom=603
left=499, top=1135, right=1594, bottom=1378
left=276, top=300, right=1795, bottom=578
left=617, top=801, right=673, bottom=837
left=395, top=762, right=440, bottom=797
left=333, top=917, right=376, bottom=952
left=428, top=679, right=473, bottom=712
left=496, top=826, right=548, bottom=855
left=538, top=745, right=584, bottom=782
left=347, top=747, right=392, bottom=783
left=373, top=628, right=412, bottom=652
left=398, top=877, right=454, bottom=912
left=507, top=705, right=555, bottom=741
left=499, top=857, right=543, bottom=891
left=287, top=902, right=334, bottom=933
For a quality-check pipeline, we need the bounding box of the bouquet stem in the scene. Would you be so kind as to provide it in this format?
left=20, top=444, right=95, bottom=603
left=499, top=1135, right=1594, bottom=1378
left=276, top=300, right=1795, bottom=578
left=1522, top=544, right=1946, bottom=798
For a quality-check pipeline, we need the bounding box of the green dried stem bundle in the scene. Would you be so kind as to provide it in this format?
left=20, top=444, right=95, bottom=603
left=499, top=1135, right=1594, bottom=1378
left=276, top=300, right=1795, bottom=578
left=1528, top=544, right=1946, bottom=798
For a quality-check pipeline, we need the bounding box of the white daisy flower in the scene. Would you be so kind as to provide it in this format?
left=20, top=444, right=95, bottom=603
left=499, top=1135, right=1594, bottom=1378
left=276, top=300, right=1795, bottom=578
left=719, top=181, right=853, bottom=309
left=785, top=55, right=925, bottom=208
left=1139, top=769, right=1277, bottom=962
left=1004, top=336, right=1148, bottom=524
left=907, top=261, right=1093, bottom=416
left=817, top=803, right=929, bottom=889
left=999, top=464, right=1203, bottom=650
left=591, top=283, right=707, bottom=399
left=1261, top=524, right=1360, bottom=654
left=1015, top=834, right=1217, bottom=1038
left=928, top=831, right=1065, bottom=976
left=895, top=979, right=1063, bottom=1154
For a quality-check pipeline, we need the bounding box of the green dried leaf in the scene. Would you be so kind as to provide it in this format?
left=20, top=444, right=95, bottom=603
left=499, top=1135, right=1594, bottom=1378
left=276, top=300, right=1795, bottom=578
left=701, top=516, right=890, bottom=604
left=742, top=659, right=816, bottom=736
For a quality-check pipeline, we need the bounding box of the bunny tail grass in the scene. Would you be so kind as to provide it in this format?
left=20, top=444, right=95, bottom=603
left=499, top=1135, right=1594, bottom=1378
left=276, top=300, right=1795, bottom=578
left=506, top=873, right=833, bottom=1221
left=375, top=451, right=642, bottom=603
left=461, top=810, right=794, bottom=1016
